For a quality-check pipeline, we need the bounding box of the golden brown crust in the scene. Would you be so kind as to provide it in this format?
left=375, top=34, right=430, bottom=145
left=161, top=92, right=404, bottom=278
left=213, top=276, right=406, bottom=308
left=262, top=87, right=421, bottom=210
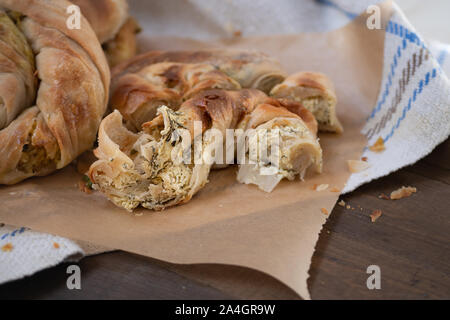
left=109, top=50, right=287, bottom=131
left=71, top=0, right=129, bottom=44
left=0, top=0, right=109, bottom=185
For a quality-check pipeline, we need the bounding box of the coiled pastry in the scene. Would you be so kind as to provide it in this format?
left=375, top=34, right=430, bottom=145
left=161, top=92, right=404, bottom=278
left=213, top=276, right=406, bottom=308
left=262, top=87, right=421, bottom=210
left=72, top=0, right=140, bottom=67
left=89, top=50, right=333, bottom=211
left=0, top=0, right=110, bottom=185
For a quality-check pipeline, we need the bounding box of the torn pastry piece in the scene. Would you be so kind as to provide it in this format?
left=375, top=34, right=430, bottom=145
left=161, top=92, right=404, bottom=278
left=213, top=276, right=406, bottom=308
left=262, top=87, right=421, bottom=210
left=0, top=0, right=110, bottom=185
left=236, top=99, right=322, bottom=192
left=270, top=71, right=343, bottom=133
left=110, top=62, right=241, bottom=131
left=90, top=89, right=322, bottom=210
left=72, top=0, right=140, bottom=66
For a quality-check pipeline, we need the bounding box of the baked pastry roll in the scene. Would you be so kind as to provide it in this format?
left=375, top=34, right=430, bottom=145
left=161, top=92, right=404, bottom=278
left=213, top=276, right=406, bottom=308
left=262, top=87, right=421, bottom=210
left=270, top=71, right=343, bottom=133
left=0, top=0, right=109, bottom=185
left=89, top=89, right=321, bottom=211
left=72, top=0, right=140, bottom=66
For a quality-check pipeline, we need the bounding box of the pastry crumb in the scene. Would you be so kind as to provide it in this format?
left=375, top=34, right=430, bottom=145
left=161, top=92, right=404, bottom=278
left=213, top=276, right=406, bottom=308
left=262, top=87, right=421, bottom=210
left=311, top=184, right=318, bottom=190
left=390, top=186, right=417, bottom=200
left=346, top=204, right=351, bottom=209
left=338, top=200, right=346, bottom=207
left=370, top=209, right=382, bottom=222
left=330, top=187, right=340, bottom=193
left=320, top=208, right=329, bottom=215
left=378, top=193, right=390, bottom=200
left=316, top=184, right=329, bottom=191
left=53, top=242, right=60, bottom=249
left=1, top=243, right=13, bottom=252
left=361, top=156, right=368, bottom=162
left=369, top=137, right=386, bottom=152
left=347, top=160, right=371, bottom=173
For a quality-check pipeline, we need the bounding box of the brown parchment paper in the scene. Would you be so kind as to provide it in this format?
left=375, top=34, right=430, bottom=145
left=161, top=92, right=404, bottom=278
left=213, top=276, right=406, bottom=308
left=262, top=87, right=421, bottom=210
left=0, top=3, right=392, bottom=299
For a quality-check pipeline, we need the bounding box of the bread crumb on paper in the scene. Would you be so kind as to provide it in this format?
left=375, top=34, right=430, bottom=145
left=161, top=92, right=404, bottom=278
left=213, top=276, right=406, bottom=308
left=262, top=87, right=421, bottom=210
left=361, top=156, right=368, bottom=162
left=320, top=208, right=329, bottom=215
left=370, top=209, right=382, bottom=222
left=1, top=243, right=13, bottom=252
left=347, top=160, right=371, bottom=173
left=369, top=137, right=386, bottom=152
left=390, top=186, right=417, bottom=200
left=316, top=184, right=329, bottom=191
left=53, top=242, right=60, bottom=249
left=338, top=200, right=346, bottom=207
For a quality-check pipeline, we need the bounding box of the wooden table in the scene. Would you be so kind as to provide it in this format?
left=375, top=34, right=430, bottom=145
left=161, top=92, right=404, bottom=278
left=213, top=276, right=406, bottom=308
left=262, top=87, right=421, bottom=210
left=1, top=139, right=448, bottom=300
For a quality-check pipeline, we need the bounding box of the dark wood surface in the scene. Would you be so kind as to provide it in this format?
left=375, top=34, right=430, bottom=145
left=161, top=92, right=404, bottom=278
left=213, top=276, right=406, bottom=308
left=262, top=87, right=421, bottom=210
left=1, top=139, right=448, bottom=300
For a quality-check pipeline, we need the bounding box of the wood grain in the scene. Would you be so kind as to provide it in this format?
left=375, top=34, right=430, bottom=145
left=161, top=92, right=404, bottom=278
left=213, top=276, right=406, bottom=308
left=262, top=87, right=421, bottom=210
left=0, top=139, right=448, bottom=300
